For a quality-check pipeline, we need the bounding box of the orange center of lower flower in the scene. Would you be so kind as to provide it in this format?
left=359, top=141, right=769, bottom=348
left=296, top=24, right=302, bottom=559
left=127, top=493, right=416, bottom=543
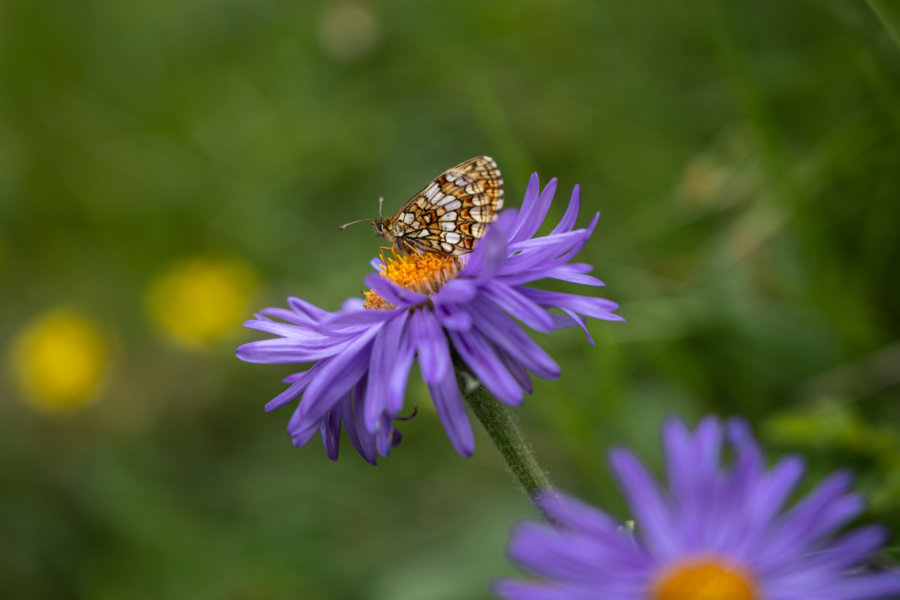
left=363, top=251, right=462, bottom=310
left=652, top=558, right=758, bottom=600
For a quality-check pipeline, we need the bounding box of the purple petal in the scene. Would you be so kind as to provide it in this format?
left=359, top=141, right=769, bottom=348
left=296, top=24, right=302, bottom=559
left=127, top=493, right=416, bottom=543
left=236, top=335, right=355, bottom=364
left=364, top=311, right=409, bottom=431
left=506, top=522, right=609, bottom=582
left=510, top=175, right=556, bottom=243
left=559, top=211, right=600, bottom=262
left=341, top=297, right=365, bottom=312
left=733, top=455, right=806, bottom=560
left=505, top=519, right=648, bottom=584
left=539, top=266, right=605, bottom=287
left=426, top=369, right=474, bottom=457
left=265, top=375, right=311, bottom=412
left=724, top=418, right=765, bottom=506
left=465, top=299, right=559, bottom=380
left=448, top=328, right=523, bottom=405
left=507, top=227, right=589, bottom=253
left=462, top=215, right=509, bottom=282
left=287, top=296, right=331, bottom=321
left=321, top=402, right=343, bottom=461
left=434, top=278, right=477, bottom=303
left=363, top=273, right=427, bottom=307
left=785, top=493, right=866, bottom=551
left=375, top=412, right=401, bottom=457
left=536, top=492, right=627, bottom=542
left=750, top=456, right=806, bottom=525
left=386, top=320, right=416, bottom=415
left=550, top=184, right=581, bottom=235
left=809, top=573, right=900, bottom=600
left=256, top=307, right=320, bottom=327
left=758, top=471, right=859, bottom=570
left=504, top=230, right=592, bottom=274
left=433, top=301, right=473, bottom=331
left=242, top=317, right=320, bottom=339
left=343, top=380, right=377, bottom=465
left=411, top=309, right=451, bottom=385
left=520, top=288, right=622, bottom=321
left=799, top=525, right=886, bottom=572
left=495, top=345, right=533, bottom=394
left=500, top=263, right=605, bottom=288
left=291, top=420, right=320, bottom=448
left=608, top=448, right=680, bottom=561
left=287, top=325, right=379, bottom=433
left=693, top=416, right=724, bottom=473
left=518, top=172, right=541, bottom=216
left=662, top=417, right=702, bottom=528
left=546, top=309, right=595, bottom=345
left=241, top=315, right=321, bottom=336
left=323, top=306, right=399, bottom=329
left=482, top=281, right=555, bottom=332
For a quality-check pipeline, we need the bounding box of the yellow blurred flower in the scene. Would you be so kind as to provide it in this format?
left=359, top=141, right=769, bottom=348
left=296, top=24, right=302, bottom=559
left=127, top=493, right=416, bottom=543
left=146, top=256, right=257, bottom=350
left=11, top=308, right=108, bottom=413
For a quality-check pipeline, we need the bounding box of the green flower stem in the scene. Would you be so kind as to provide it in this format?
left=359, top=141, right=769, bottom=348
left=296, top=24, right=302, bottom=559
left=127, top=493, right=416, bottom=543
left=459, top=372, right=557, bottom=519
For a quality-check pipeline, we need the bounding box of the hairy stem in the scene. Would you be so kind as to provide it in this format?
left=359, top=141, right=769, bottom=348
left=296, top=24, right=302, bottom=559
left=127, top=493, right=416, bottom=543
left=458, top=372, right=556, bottom=519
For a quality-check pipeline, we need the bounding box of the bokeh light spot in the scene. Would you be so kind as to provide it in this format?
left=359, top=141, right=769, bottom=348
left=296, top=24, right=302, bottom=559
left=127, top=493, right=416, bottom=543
left=11, top=308, right=108, bottom=413
left=147, top=256, right=257, bottom=350
left=317, top=1, right=379, bottom=63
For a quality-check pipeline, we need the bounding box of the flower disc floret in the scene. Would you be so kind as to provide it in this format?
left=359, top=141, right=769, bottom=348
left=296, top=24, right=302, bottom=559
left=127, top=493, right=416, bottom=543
left=653, top=559, right=758, bottom=600
left=363, top=252, right=462, bottom=310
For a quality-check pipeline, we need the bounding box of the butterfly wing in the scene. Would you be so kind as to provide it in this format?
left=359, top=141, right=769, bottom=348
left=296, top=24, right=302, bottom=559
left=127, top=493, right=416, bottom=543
left=387, top=156, right=504, bottom=256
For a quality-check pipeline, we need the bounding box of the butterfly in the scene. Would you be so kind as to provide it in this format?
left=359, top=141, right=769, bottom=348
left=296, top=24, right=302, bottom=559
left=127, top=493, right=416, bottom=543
left=339, top=156, right=504, bottom=256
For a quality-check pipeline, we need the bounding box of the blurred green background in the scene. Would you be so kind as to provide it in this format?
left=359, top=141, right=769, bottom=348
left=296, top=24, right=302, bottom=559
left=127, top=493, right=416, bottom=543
left=2, top=1, right=900, bottom=598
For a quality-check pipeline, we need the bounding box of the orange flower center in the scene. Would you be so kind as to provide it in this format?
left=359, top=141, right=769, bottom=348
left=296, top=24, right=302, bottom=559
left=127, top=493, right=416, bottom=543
left=652, top=558, right=759, bottom=600
left=363, top=251, right=462, bottom=310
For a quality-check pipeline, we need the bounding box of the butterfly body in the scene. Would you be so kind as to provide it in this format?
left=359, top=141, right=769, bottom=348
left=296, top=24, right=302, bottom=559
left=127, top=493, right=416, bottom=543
left=367, top=156, right=504, bottom=256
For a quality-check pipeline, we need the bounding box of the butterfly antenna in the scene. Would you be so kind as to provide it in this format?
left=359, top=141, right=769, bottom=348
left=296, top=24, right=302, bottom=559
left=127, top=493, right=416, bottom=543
left=337, top=218, right=373, bottom=231
left=338, top=197, right=385, bottom=230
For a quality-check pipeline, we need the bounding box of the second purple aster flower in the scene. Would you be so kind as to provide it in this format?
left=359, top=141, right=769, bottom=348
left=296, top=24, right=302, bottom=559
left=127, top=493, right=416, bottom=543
left=237, top=173, right=623, bottom=463
left=495, top=417, right=900, bottom=600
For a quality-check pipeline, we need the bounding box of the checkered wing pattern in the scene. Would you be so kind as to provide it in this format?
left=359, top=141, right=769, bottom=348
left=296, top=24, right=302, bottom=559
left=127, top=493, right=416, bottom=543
left=387, top=156, right=504, bottom=256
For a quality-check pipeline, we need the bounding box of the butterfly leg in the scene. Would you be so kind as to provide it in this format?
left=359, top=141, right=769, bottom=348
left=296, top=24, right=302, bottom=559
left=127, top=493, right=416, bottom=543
left=394, top=239, right=421, bottom=257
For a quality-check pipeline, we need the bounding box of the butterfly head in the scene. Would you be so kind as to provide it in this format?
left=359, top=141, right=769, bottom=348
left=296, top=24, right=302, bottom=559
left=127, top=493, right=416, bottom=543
left=372, top=217, right=397, bottom=245
left=371, top=217, right=385, bottom=236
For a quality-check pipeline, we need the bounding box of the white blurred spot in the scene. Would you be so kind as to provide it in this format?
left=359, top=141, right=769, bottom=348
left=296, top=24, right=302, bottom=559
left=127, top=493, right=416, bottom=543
left=317, top=1, right=379, bottom=63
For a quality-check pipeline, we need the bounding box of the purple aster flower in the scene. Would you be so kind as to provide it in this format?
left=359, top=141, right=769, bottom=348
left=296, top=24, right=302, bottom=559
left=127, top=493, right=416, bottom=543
left=237, top=173, right=623, bottom=463
left=496, top=416, right=900, bottom=600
